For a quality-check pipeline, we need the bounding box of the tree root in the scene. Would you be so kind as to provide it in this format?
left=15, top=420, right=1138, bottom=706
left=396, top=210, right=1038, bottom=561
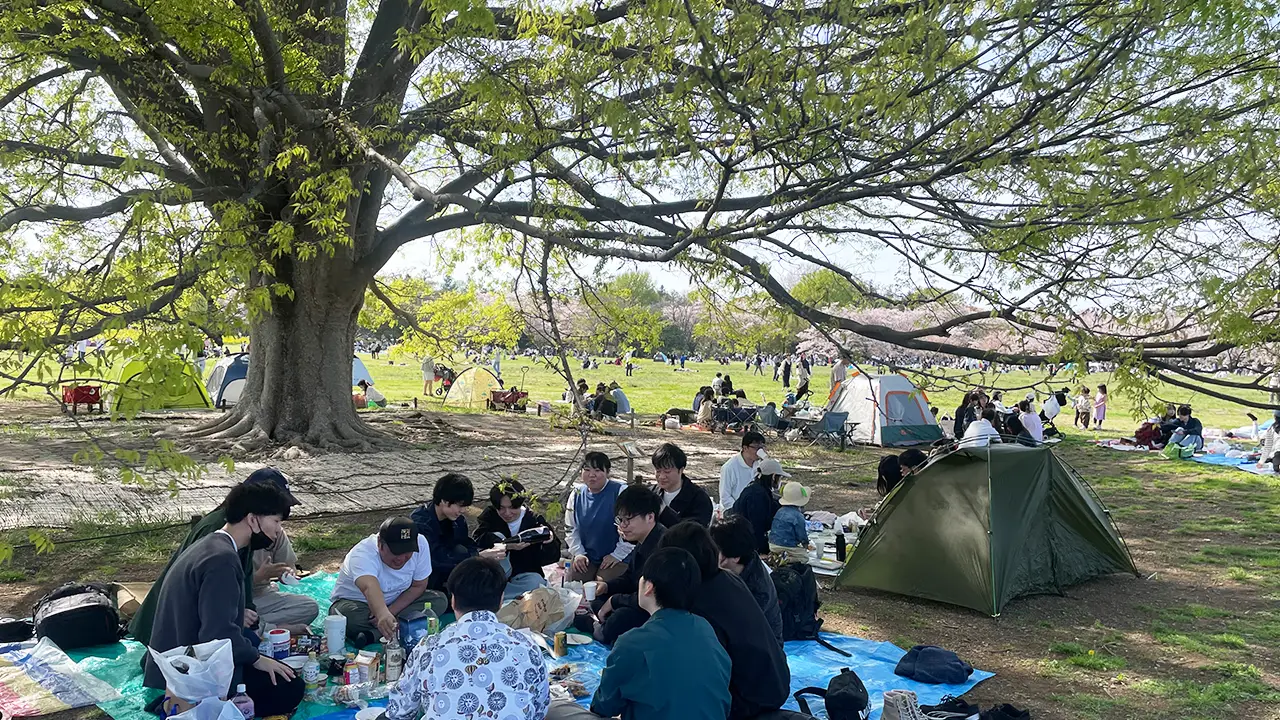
left=180, top=404, right=400, bottom=458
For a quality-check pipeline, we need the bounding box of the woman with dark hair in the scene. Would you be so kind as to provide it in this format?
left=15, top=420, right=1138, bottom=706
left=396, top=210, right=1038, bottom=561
left=1004, top=414, right=1036, bottom=447
left=876, top=455, right=902, bottom=497
left=953, top=392, right=977, bottom=438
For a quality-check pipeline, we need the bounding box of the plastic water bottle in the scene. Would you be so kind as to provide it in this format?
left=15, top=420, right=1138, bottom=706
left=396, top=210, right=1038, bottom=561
left=423, top=607, right=439, bottom=636
left=231, top=684, right=254, bottom=720
left=302, top=652, right=321, bottom=700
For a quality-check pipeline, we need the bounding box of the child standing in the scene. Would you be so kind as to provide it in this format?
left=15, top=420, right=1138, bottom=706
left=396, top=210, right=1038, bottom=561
left=768, top=482, right=811, bottom=563
left=1074, top=387, right=1092, bottom=429
left=1093, top=384, right=1108, bottom=430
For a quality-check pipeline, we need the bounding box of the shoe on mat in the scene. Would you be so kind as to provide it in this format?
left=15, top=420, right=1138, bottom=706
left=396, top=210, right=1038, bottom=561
left=979, top=704, right=1031, bottom=720
left=921, top=695, right=980, bottom=720
left=881, top=691, right=904, bottom=720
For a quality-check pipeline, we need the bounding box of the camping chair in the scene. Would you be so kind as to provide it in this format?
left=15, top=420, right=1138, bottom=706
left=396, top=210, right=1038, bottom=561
left=810, top=411, right=854, bottom=450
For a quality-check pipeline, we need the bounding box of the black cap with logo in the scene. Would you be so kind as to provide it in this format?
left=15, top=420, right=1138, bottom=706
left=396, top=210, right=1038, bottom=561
left=379, top=517, right=419, bottom=555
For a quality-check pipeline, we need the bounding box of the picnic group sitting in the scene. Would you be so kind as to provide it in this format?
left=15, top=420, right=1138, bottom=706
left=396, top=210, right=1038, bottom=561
left=564, top=379, right=631, bottom=420
left=950, top=388, right=1067, bottom=447
left=131, top=439, right=836, bottom=720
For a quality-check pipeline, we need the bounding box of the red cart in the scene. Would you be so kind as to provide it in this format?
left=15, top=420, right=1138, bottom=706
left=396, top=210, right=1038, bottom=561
left=61, top=384, right=104, bottom=415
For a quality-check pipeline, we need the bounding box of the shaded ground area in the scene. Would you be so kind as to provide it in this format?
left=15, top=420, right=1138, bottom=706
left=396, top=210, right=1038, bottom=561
left=2, top=404, right=1279, bottom=719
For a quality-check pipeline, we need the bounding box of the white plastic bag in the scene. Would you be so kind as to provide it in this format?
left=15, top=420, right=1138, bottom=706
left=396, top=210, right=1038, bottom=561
left=148, top=639, right=235, bottom=703
left=542, top=584, right=584, bottom=637
left=0, top=638, right=120, bottom=717
left=1204, top=439, right=1232, bottom=456
left=171, top=699, right=243, bottom=720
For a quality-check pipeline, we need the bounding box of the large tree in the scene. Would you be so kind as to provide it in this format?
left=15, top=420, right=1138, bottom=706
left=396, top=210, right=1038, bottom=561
left=3, top=0, right=1280, bottom=448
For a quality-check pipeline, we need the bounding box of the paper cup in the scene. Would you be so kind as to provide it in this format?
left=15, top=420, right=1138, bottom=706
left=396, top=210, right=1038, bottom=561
left=584, top=582, right=597, bottom=602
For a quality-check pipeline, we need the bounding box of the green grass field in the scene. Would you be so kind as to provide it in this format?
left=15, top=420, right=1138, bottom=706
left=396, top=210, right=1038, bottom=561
left=2, top=348, right=1272, bottom=432
left=354, top=353, right=1269, bottom=432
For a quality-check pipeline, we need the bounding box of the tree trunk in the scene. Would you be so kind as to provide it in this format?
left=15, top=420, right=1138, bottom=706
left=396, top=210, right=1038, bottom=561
left=189, top=254, right=382, bottom=450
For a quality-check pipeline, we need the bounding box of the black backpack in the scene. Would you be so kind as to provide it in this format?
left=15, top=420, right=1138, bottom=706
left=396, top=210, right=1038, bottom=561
left=772, top=562, right=850, bottom=657
left=794, top=667, right=871, bottom=720
left=0, top=617, right=35, bottom=643
left=33, top=582, right=122, bottom=650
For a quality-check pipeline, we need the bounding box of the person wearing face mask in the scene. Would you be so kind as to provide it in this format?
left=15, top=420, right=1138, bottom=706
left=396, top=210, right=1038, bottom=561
left=473, top=479, right=563, bottom=600
left=142, top=483, right=303, bottom=716
left=129, top=467, right=302, bottom=649
left=329, top=517, right=438, bottom=648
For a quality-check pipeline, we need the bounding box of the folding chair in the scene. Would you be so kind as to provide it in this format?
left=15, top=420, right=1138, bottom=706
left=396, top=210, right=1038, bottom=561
left=810, top=411, right=852, bottom=450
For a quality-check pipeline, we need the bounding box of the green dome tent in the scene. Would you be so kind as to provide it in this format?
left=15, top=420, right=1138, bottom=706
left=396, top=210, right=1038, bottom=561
left=111, top=358, right=213, bottom=414
left=836, top=443, right=1136, bottom=616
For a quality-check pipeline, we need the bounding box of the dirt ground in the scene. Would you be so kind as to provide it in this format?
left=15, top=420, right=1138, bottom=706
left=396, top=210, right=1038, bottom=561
left=3, top=404, right=1279, bottom=719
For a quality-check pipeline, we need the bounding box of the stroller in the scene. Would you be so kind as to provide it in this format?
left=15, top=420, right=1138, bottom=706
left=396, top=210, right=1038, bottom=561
left=1038, top=388, right=1070, bottom=438
left=433, top=364, right=458, bottom=396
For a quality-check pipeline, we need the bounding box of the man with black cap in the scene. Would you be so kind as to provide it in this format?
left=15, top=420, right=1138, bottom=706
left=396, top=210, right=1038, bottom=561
left=130, top=467, right=302, bottom=647
left=328, top=517, right=437, bottom=646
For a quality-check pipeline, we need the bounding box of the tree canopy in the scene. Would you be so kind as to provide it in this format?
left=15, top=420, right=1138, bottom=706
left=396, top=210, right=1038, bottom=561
left=3, top=0, right=1280, bottom=448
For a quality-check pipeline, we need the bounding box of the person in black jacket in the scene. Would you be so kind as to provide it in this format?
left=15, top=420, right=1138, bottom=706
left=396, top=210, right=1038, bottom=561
left=411, top=473, right=506, bottom=593
left=660, top=521, right=790, bottom=720
left=651, top=443, right=713, bottom=527
left=591, top=485, right=667, bottom=645
left=143, top=483, right=303, bottom=716
left=473, top=479, right=563, bottom=600
left=953, top=391, right=977, bottom=438
left=728, top=461, right=784, bottom=555
left=709, top=516, right=782, bottom=645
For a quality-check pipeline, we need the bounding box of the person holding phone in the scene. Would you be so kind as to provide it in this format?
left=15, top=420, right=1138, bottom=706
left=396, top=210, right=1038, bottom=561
left=473, top=479, right=563, bottom=600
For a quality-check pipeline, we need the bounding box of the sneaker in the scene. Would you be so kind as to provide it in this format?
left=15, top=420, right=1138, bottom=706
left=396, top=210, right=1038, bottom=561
left=897, top=692, right=927, bottom=720
left=979, top=704, right=1031, bottom=720
left=921, top=696, right=980, bottom=720
left=881, top=692, right=904, bottom=720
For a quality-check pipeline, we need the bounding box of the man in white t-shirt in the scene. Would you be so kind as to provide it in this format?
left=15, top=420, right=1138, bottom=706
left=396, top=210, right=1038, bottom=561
left=960, top=408, right=1003, bottom=448
left=719, top=431, right=767, bottom=511
left=329, top=517, right=436, bottom=647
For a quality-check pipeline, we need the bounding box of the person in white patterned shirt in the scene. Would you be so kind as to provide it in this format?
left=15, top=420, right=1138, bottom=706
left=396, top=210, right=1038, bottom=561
left=384, top=557, right=550, bottom=720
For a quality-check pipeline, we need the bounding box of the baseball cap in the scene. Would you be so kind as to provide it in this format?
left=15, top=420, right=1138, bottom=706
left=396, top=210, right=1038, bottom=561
left=244, top=467, right=300, bottom=506
left=379, top=517, right=419, bottom=555
left=758, top=458, right=791, bottom=478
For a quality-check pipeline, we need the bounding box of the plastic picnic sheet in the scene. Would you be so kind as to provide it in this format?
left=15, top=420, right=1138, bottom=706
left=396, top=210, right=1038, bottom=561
left=1190, top=453, right=1276, bottom=475
left=71, top=573, right=993, bottom=720
left=68, top=573, right=348, bottom=720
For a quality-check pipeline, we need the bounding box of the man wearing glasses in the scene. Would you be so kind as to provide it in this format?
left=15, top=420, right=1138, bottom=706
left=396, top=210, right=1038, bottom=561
left=585, top=485, right=666, bottom=645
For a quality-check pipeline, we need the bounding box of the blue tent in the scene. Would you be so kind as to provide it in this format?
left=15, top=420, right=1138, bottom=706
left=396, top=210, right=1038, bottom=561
left=352, top=356, right=374, bottom=386
left=206, top=354, right=373, bottom=408
left=206, top=353, right=249, bottom=408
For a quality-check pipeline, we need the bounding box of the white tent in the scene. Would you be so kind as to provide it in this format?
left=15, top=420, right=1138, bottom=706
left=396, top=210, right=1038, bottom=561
left=824, top=372, right=943, bottom=447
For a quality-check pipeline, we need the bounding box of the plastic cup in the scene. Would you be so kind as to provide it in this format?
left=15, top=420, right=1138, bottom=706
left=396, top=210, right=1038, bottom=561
left=584, top=582, right=597, bottom=602
left=324, top=615, right=347, bottom=655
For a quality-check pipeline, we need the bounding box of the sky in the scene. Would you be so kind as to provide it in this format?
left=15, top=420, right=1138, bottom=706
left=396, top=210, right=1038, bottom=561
left=381, top=231, right=910, bottom=295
